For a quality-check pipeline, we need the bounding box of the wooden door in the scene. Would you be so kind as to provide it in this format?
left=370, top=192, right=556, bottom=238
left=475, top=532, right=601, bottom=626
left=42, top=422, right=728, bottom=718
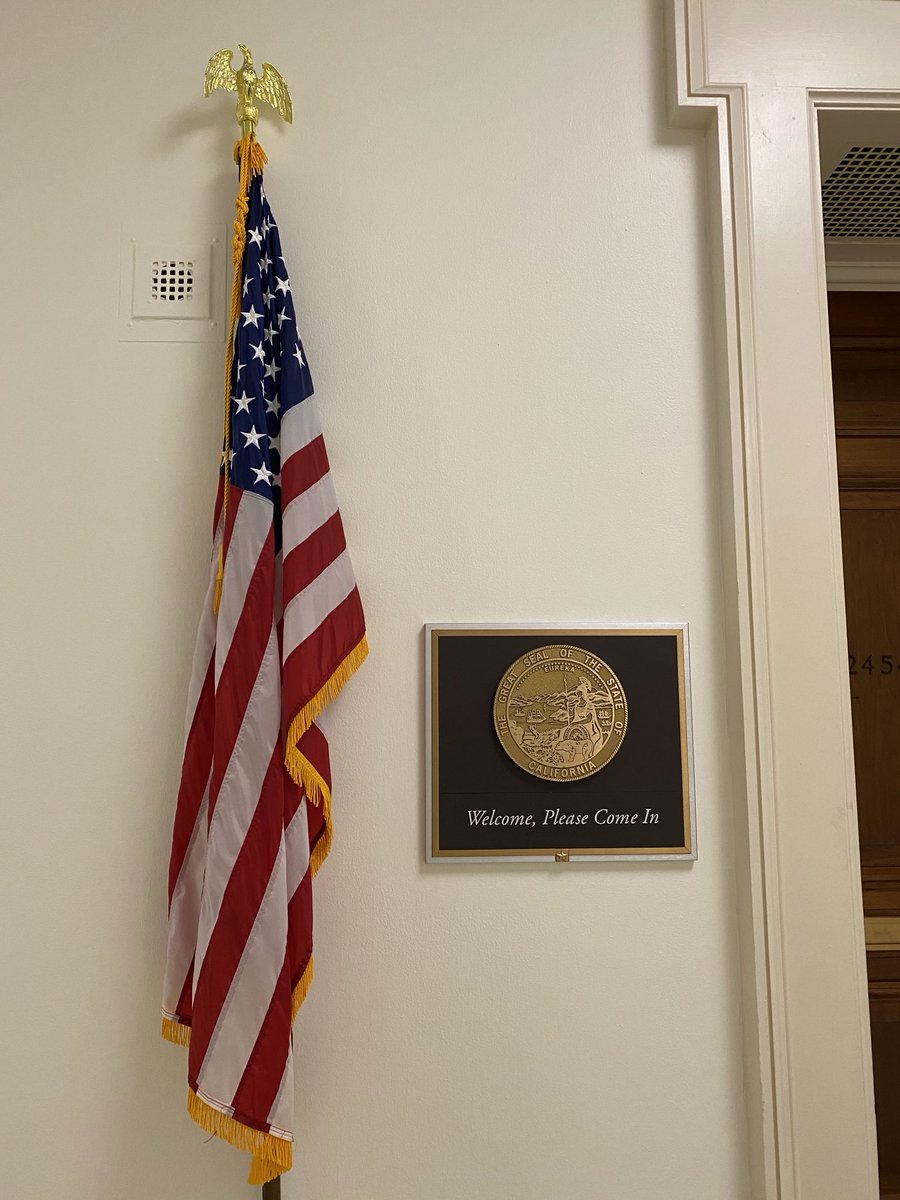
left=831, top=291, right=900, bottom=1200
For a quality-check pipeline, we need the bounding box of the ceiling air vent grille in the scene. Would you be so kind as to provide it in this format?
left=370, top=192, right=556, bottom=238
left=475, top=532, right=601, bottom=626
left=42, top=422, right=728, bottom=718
left=822, top=146, right=900, bottom=238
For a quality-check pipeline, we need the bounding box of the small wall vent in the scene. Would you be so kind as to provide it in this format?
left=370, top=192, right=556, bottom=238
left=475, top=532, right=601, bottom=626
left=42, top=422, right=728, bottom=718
left=822, top=146, right=900, bottom=238
left=119, top=234, right=226, bottom=342
left=151, top=259, right=194, bottom=304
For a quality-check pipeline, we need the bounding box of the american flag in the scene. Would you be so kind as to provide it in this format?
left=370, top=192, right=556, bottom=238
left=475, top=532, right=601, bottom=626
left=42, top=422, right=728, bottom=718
left=161, top=154, right=367, bottom=1184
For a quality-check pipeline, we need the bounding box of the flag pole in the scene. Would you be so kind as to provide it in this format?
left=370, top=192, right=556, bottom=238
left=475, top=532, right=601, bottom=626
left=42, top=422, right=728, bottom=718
left=203, top=45, right=294, bottom=1200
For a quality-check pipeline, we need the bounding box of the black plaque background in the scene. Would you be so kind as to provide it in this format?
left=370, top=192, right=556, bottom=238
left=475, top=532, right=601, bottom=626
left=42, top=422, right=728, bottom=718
left=432, top=630, right=691, bottom=857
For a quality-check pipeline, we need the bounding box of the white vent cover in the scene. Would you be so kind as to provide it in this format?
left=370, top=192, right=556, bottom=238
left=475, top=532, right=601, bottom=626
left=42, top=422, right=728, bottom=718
left=822, top=146, right=900, bottom=238
left=119, top=234, right=227, bottom=342
left=151, top=259, right=194, bottom=305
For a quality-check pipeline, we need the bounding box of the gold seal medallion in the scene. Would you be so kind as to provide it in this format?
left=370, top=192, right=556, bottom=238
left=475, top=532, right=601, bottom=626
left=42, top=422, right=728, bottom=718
left=493, top=644, right=628, bottom=781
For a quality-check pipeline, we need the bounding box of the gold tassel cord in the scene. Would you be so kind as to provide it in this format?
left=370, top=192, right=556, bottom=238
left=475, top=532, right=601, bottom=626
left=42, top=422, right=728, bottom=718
left=214, top=134, right=269, bottom=614
left=187, top=1087, right=292, bottom=1185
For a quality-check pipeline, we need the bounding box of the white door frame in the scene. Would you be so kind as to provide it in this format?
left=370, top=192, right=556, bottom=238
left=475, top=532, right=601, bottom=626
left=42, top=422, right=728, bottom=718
left=668, top=3, right=892, bottom=1197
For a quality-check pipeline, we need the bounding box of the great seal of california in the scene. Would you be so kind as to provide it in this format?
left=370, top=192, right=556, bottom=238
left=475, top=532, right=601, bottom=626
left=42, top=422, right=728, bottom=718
left=493, top=644, right=628, bottom=781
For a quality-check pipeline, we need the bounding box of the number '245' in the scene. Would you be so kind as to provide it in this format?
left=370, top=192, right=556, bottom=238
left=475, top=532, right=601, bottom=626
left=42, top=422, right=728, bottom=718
left=849, top=654, right=895, bottom=675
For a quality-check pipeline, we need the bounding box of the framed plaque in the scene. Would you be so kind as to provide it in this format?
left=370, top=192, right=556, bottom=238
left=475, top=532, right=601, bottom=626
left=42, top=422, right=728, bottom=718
left=425, top=624, right=696, bottom=863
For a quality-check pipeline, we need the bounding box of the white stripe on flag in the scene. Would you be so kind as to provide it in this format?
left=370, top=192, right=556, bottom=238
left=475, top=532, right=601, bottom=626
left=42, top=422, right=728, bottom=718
left=196, top=802, right=308, bottom=1104
left=279, top=395, right=322, bottom=460
left=282, top=472, right=338, bottom=554
left=281, top=549, right=357, bottom=662
left=267, top=1054, right=293, bottom=1133
left=285, top=798, right=311, bottom=895
left=162, top=530, right=220, bottom=1018
left=268, top=799, right=309, bottom=1131
left=183, top=534, right=221, bottom=734
left=194, top=627, right=280, bottom=981
left=162, top=781, right=210, bottom=1014
left=215, top=493, right=272, bottom=686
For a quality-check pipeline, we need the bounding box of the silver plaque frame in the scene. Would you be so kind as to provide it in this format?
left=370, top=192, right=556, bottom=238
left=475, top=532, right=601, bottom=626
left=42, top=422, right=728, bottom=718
left=425, top=622, right=697, bottom=864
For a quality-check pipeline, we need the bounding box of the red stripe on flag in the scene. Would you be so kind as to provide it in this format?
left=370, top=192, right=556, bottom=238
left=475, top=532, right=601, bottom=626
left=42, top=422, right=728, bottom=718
left=283, top=511, right=347, bottom=604
left=172, top=961, right=195, bottom=1027
left=189, top=744, right=285, bottom=1075
left=230, top=952, right=293, bottom=1127
left=168, top=659, right=215, bottom=903
left=287, top=870, right=314, bottom=994
left=307, top=802, right=328, bottom=862
left=208, top=526, right=275, bottom=825
left=281, top=432, right=329, bottom=501
left=212, top=476, right=223, bottom=537
left=282, top=776, right=305, bottom=830
left=222, top=486, right=244, bottom=561
left=282, top=587, right=366, bottom=718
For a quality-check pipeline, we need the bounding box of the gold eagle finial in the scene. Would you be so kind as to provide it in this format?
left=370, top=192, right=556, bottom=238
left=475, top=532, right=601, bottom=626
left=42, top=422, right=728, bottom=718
left=204, top=44, right=293, bottom=136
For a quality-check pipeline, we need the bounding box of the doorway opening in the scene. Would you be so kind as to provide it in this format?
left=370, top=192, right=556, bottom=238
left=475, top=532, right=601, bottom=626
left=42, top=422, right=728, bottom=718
left=821, top=108, right=900, bottom=1200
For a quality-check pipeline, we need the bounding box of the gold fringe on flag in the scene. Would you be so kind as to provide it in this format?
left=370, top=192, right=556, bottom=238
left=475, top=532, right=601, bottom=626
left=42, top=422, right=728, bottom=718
left=187, top=1086, right=292, bottom=1185
left=291, top=955, right=315, bottom=1024
left=162, top=959, right=313, bottom=1183
left=213, top=134, right=269, bottom=614
left=161, top=1017, right=192, bottom=1047
left=283, top=635, right=369, bottom=872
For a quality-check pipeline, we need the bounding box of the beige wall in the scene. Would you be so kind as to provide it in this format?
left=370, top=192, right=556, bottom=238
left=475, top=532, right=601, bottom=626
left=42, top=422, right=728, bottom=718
left=3, top=1, right=749, bottom=1196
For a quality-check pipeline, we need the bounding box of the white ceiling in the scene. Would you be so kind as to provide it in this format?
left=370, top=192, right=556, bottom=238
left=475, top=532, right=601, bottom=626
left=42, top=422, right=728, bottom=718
left=819, top=109, right=900, bottom=180
left=818, top=109, right=900, bottom=286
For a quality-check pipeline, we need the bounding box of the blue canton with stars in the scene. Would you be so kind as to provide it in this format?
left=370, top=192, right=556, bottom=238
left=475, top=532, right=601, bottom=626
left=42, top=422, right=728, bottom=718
left=224, top=173, right=314, bottom=539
